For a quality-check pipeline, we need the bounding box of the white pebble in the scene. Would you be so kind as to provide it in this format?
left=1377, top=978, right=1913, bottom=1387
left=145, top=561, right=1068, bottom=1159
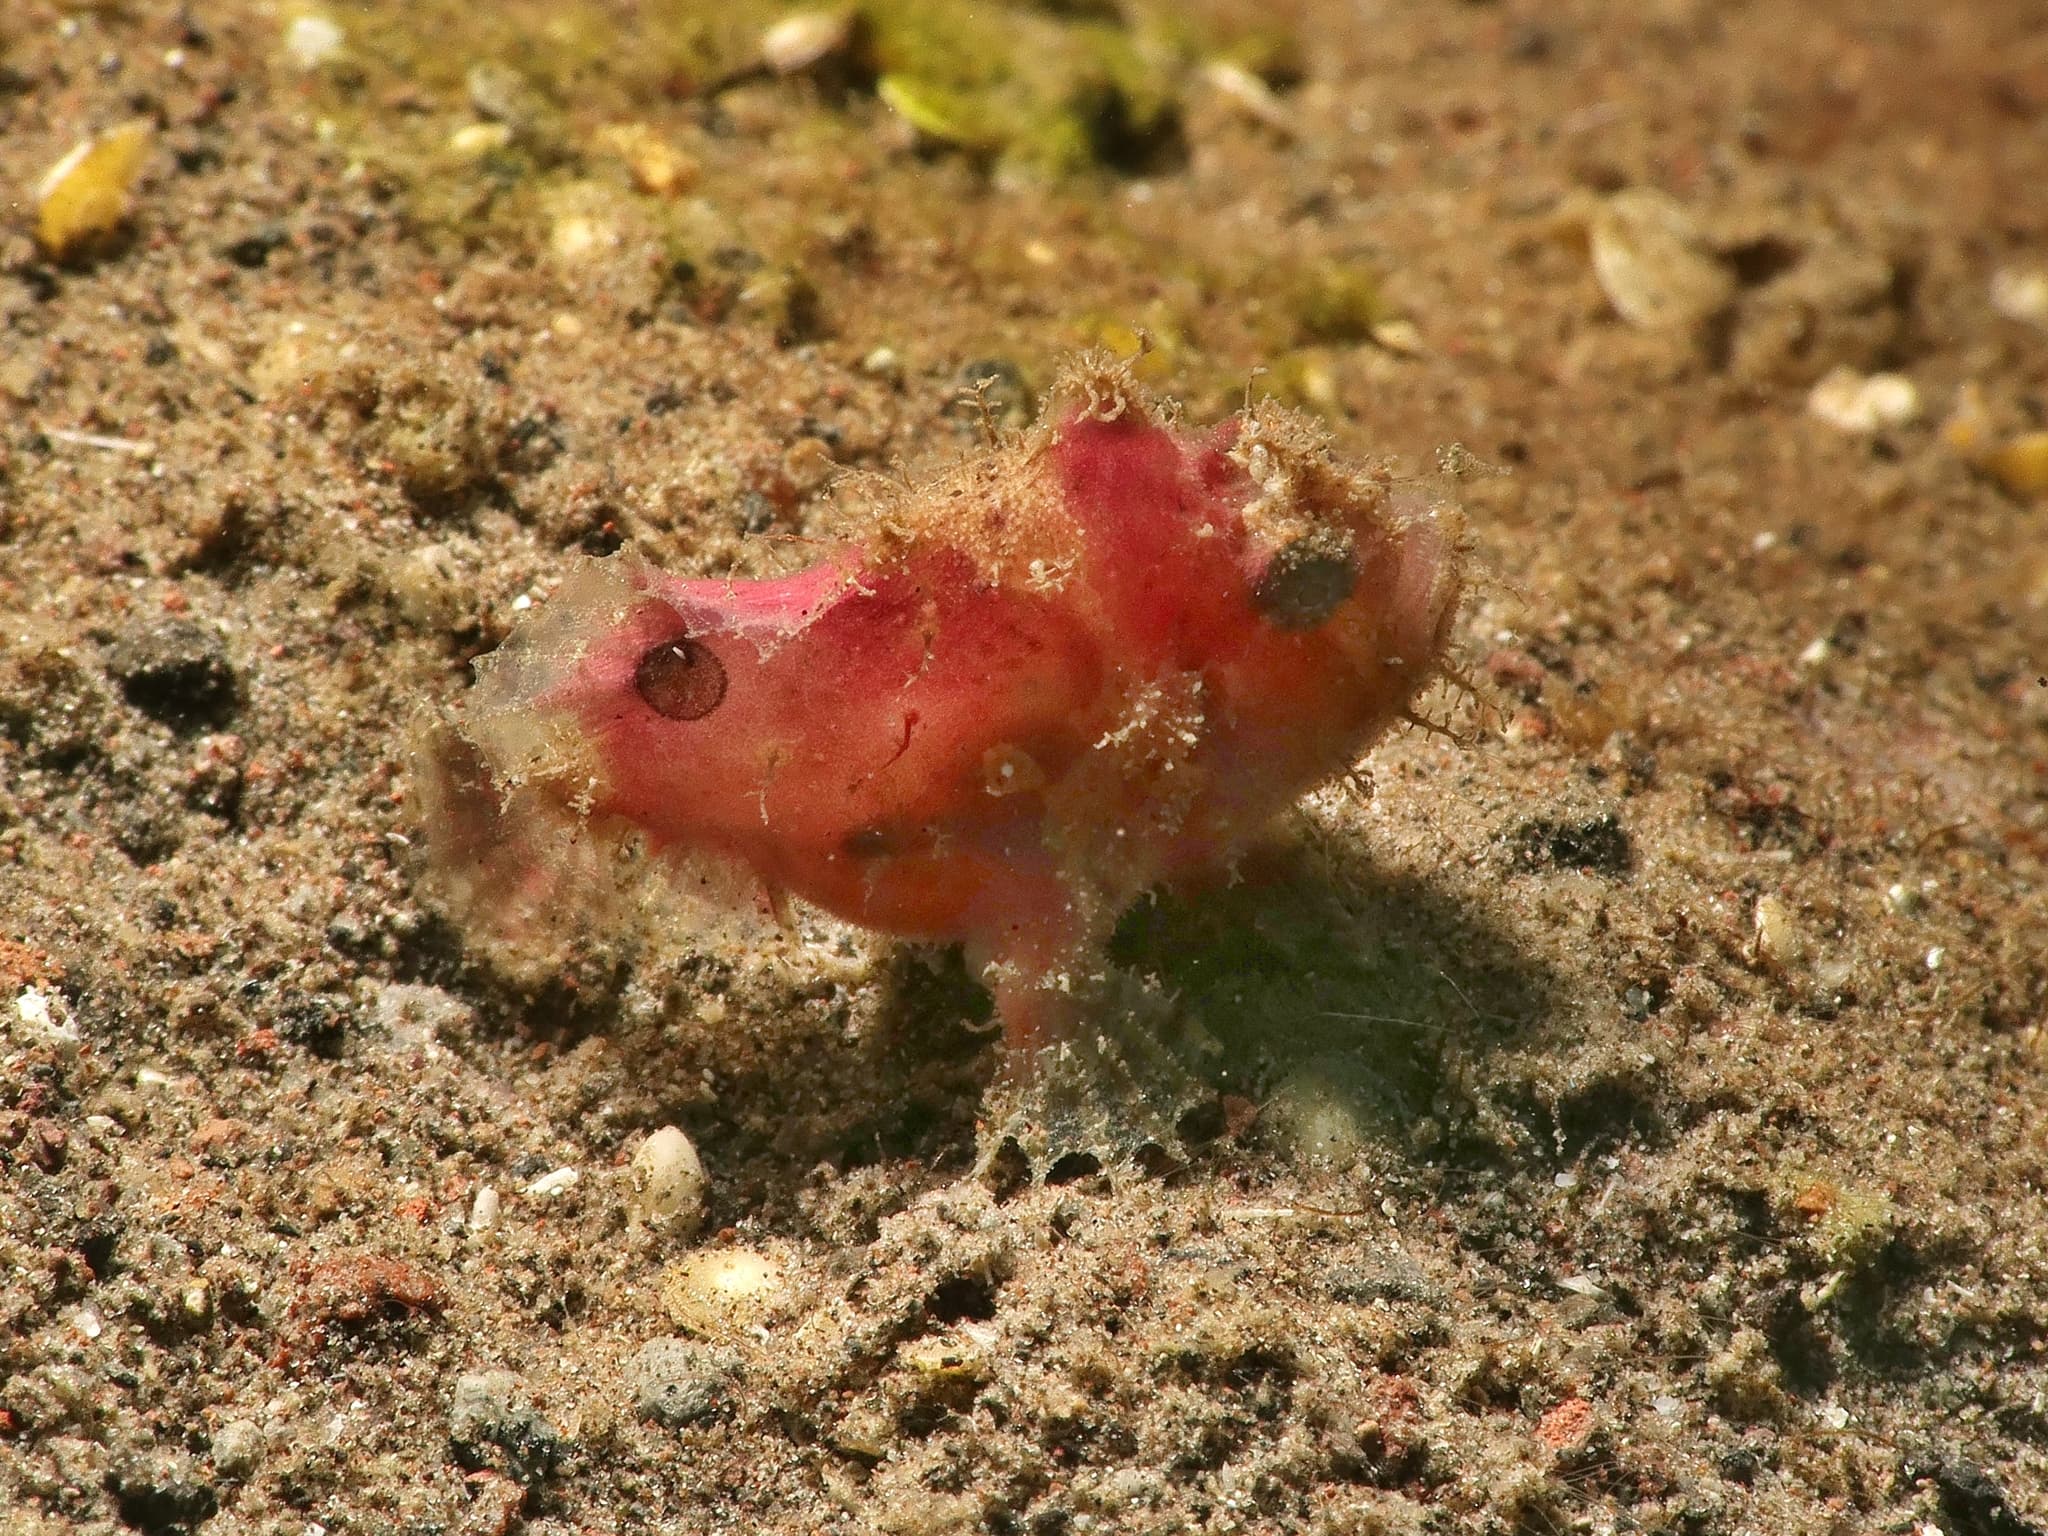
left=469, top=1184, right=501, bottom=1232
left=1807, top=367, right=1919, bottom=434
left=762, top=11, right=853, bottom=76
left=1990, top=265, right=2048, bottom=328
left=629, top=1125, right=708, bottom=1235
left=284, top=14, right=345, bottom=70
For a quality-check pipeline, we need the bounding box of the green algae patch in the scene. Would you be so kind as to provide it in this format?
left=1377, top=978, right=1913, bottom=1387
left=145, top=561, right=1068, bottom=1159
left=1289, top=260, right=1393, bottom=345
left=863, top=0, right=1188, bottom=177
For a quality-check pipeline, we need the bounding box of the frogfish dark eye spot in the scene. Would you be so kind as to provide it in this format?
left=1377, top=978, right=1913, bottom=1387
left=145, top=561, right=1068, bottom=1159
left=634, top=636, right=727, bottom=720
left=1252, top=534, right=1359, bottom=631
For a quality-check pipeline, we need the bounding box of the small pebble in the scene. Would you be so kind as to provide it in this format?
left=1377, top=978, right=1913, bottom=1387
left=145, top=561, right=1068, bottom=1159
left=107, top=1456, right=218, bottom=1533
left=283, top=14, right=344, bottom=70
left=210, top=1420, right=263, bottom=1479
left=1806, top=366, right=1919, bottom=434
left=466, top=61, right=549, bottom=132
left=446, top=122, right=514, bottom=160
left=1588, top=188, right=1734, bottom=331
left=16, top=985, right=80, bottom=1048
left=595, top=123, right=698, bottom=197
left=550, top=210, right=619, bottom=268
left=1262, top=1059, right=1376, bottom=1168
left=628, top=1125, right=708, bottom=1236
left=1987, top=432, right=2048, bottom=499
left=449, top=1371, right=564, bottom=1487
left=1990, top=265, right=2048, bottom=328
left=372, top=981, right=472, bottom=1047
left=105, top=619, right=238, bottom=730
left=1370, top=318, right=1426, bottom=356
left=469, top=1185, right=501, bottom=1232
left=761, top=10, right=854, bottom=76
left=1939, top=384, right=2048, bottom=497
left=629, top=1336, right=735, bottom=1428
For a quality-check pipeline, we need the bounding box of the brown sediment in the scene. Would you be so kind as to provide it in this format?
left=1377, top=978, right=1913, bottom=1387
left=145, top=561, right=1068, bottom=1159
left=1, top=2, right=2043, bottom=1533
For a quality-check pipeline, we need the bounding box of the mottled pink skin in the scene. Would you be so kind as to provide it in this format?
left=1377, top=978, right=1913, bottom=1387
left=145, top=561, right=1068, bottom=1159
left=549, top=548, right=1102, bottom=950
left=1050, top=411, right=1452, bottom=877
left=477, top=388, right=1456, bottom=1069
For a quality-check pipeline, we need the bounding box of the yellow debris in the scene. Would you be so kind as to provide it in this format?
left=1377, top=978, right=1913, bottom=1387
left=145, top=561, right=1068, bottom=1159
left=1988, top=432, right=2048, bottom=499
left=595, top=123, right=699, bottom=198
left=34, top=119, right=153, bottom=261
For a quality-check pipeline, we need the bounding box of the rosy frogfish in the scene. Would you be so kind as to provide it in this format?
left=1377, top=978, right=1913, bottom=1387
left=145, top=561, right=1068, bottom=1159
left=424, top=359, right=1463, bottom=1096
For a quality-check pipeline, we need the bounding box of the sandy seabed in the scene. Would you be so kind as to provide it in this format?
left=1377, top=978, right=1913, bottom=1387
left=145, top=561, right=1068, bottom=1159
left=2, top=2, right=2045, bottom=1532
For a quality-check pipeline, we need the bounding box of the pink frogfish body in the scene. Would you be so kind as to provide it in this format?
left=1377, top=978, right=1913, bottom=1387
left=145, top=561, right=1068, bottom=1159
left=429, top=361, right=1463, bottom=1082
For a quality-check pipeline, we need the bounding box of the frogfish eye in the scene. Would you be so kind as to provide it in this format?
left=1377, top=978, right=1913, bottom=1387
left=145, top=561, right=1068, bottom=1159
left=634, top=636, right=728, bottom=720
left=1252, top=535, right=1359, bottom=631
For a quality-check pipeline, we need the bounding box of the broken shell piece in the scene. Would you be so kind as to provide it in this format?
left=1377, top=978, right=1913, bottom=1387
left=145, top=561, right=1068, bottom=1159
left=1806, top=367, right=1919, bottom=435
left=1588, top=188, right=1734, bottom=331
left=1202, top=60, right=1295, bottom=135
left=35, top=119, right=153, bottom=262
left=660, top=1248, right=787, bottom=1336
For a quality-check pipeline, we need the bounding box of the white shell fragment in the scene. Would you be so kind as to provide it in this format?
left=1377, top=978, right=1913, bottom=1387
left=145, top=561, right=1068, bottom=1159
left=1806, top=367, right=1920, bottom=434
left=521, top=1165, right=581, bottom=1199
left=661, top=1248, right=788, bottom=1335
left=629, top=1125, right=708, bottom=1235
left=1202, top=60, right=1295, bottom=135
left=762, top=11, right=854, bottom=76
left=1588, top=188, right=1734, bottom=331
